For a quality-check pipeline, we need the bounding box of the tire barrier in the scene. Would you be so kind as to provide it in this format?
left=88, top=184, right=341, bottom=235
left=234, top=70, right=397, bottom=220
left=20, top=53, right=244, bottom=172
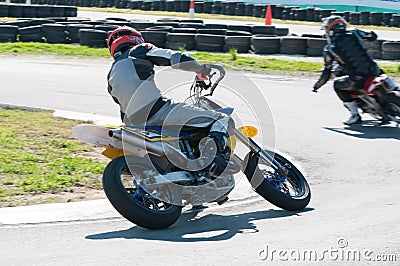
left=306, top=38, right=327, bottom=57
left=224, top=35, right=251, bottom=53
left=18, top=25, right=44, bottom=42
left=381, top=41, right=400, bottom=60
left=251, top=36, right=280, bottom=54
left=2, top=1, right=400, bottom=28
left=280, top=37, right=308, bottom=55
left=195, top=34, right=225, bottom=52
left=0, top=3, right=77, bottom=18
left=79, top=29, right=107, bottom=47
left=165, top=32, right=195, bottom=50
left=141, top=30, right=168, bottom=48
left=42, top=23, right=68, bottom=43
left=0, top=16, right=398, bottom=59
left=0, top=25, right=18, bottom=42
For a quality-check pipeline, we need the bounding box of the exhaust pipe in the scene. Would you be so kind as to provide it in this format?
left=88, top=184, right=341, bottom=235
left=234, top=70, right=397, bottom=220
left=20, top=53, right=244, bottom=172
left=109, top=128, right=211, bottom=171
left=109, top=128, right=186, bottom=159
left=109, top=128, right=165, bottom=156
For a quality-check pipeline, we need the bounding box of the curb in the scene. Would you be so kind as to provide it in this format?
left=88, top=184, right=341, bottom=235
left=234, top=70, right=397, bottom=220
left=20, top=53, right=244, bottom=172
left=0, top=102, right=121, bottom=125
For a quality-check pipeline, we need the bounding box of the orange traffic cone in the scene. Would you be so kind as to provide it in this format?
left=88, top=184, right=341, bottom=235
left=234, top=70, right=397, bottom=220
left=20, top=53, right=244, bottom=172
left=189, top=0, right=195, bottom=19
left=265, top=5, right=272, bottom=25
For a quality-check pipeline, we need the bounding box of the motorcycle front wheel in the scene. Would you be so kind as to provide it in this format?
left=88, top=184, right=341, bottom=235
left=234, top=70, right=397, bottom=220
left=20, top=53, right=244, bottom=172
left=245, top=150, right=311, bottom=211
left=102, top=156, right=182, bottom=229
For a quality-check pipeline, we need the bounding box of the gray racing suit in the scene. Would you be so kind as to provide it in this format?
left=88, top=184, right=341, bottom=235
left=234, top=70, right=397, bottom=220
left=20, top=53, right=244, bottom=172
left=107, top=43, right=225, bottom=129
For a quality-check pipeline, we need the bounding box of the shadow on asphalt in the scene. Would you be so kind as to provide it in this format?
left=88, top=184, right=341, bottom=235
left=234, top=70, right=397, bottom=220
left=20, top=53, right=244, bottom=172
left=324, top=121, right=400, bottom=140
left=85, top=207, right=314, bottom=242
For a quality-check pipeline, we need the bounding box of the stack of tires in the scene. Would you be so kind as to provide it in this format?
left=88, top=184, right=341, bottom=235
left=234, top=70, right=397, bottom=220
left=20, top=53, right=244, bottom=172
left=165, top=33, right=195, bottom=50
left=235, top=3, right=245, bottom=16
left=224, top=35, right=251, bottom=53
left=42, top=23, right=68, bottom=44
left=225, top=2, right=236, bottom=15
left=244, top=4, right=253, bottom=17
left=251, top=25, right=275, bottom=36
left=202, top=1, right=212, bottom=14
left=280, top=37, right=308, bottom=55
left=0, top=3, right=77, bottom=18
left=18, top=25, right=44, bottom=42
left=141, top=31, right=168, bottom=48
left=383, top=12, right=394, bottom=26
left=195, top=34, right=225, bottom=52
left=349, top=12, right=360, bottom=25
left=194, top=2, right=203, bottom=13
left=0, top=5, right=9, bottom=17
left=305, top=7, right=316, bottom=22
left=0, top=25, right=18, bottom=42
left=251, top=36, right=280, bottom=54
left=79, top=28, right=108, bottom=47
left=359, top=11, right=370, bottom=25
left=370, top=12, right=383, bottom=26
left=294, top=9, right=307, bottom=21
left=253, top=4, right=265, bottom=18
left=381, top=41, right=400, bottom=60
left=306, top=38, right=327, bottom=57
left=8, top=4, right=23, bottom=18
left=36, top=6, right=52, bottom=18
left=67, top=24, right=94, bottom=43
left=390, top=15, right=400, bottom=27
left=365, top=39, right=385, bottom=59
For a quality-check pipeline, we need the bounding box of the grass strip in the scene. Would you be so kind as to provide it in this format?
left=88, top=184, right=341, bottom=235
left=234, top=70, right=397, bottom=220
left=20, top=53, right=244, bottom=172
left=0, top=107, right=105, bottom=206
left=0, top=42, right=110, bottom=58
left=1, top=43, right=399, bottom=76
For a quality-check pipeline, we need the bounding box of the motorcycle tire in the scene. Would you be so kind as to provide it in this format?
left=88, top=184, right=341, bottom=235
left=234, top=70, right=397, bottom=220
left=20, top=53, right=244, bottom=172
left=245, top=150, right=311, bottom=211
left=102, top=156, right=182, bottom=229
left=379, top=91, right=400, bottom=119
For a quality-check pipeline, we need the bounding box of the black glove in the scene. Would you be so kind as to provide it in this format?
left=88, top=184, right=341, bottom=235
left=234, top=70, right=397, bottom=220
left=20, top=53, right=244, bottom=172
left=313, top=67, right=331, bottom=92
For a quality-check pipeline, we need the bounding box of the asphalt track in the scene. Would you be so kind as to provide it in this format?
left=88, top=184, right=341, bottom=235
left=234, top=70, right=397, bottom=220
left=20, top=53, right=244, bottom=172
left=0, top=54, right=399, bottom=265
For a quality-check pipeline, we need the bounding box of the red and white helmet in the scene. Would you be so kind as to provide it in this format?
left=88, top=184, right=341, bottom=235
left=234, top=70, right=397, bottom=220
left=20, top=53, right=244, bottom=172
left=107, top=26, right=144, bottom=58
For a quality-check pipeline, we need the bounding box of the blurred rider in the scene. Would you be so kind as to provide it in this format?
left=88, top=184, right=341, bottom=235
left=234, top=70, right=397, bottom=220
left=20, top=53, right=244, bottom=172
left=313, top=16, right=390, bottom=125
left=106, top=26, right=234, bottom=174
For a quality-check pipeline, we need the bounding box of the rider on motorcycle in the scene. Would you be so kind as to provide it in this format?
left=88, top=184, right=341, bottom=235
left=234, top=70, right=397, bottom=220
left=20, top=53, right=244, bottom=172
left=106, top=26, right=233, bottom=174
left=312, top=16, right=397, bottom=125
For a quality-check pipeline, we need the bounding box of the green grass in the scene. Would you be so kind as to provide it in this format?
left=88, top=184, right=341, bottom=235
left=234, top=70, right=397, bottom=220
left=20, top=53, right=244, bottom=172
left=0, top=43, right=399, bottom=76
left=0, top=108, right=106, bottom=205
left=0, top=42, right=110, bottom=57
left=191, top=52, right=324, bottom=73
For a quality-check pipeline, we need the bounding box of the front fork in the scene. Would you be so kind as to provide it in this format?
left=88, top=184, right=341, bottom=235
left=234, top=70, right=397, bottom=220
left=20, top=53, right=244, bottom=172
left=234, top=128, right=289, bottom=178
left=199, top=97, right=289, bottom=177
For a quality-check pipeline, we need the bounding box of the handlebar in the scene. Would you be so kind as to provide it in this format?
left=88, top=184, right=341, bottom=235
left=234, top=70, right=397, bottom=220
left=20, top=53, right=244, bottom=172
left=201, top=64, right=226, bottom=96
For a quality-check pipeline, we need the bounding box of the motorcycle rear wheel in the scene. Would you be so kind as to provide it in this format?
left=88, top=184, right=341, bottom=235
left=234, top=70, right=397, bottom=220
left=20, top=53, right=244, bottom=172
left=245, top=150, right=311, bottom=211
left=381, top=91, right=400, bottom=122
left=102, top=156, right=182, bottom=229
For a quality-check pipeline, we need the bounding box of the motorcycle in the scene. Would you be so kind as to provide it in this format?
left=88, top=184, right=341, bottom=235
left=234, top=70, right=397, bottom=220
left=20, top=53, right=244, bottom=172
left=352, top=74, right=400, bottom=125
left=72, top=64, right=311, bottom=229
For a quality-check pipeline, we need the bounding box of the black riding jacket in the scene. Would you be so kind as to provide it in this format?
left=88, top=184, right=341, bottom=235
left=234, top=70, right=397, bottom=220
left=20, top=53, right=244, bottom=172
left=314, top=29, right=381, bottom=90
